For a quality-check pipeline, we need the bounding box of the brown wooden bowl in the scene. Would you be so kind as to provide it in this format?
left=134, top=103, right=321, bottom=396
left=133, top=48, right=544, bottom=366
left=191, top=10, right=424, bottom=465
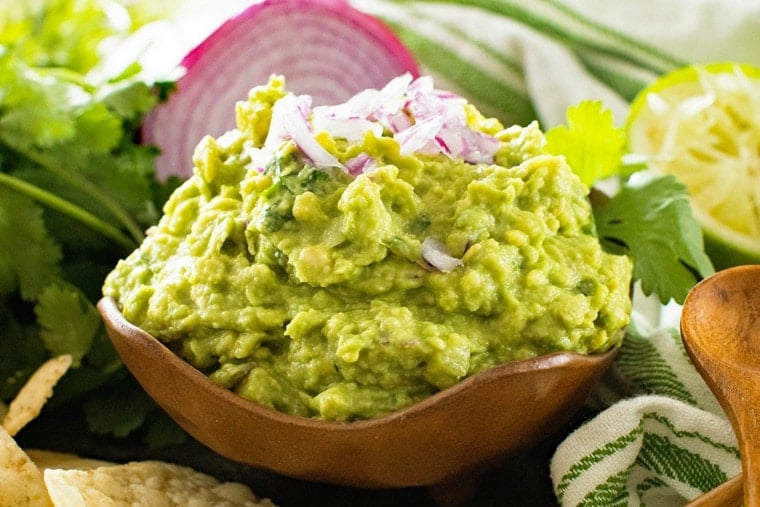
left=97, top=296, right=616, bottom=500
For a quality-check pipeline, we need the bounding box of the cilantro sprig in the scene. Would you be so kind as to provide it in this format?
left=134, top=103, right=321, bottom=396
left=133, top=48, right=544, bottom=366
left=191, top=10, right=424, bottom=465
left=592, top=173, right=714, bottom=304
left=544, top=100, right=714, bottom=304
left=544, top=101, right=628, bottom=187
left=0, top=0, right=180, bottom=445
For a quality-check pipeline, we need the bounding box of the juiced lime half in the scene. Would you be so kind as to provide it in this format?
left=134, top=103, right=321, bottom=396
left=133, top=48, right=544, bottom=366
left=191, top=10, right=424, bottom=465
left=626, top=62, right=760, bottom=269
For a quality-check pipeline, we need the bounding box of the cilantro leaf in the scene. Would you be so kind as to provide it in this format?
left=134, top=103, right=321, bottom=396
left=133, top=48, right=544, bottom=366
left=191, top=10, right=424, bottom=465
left=143, top=413, right=187, bottom=449
left=83, top=379, right=156, bottom=438
left=0, top=304, right=49, bottom=400
left=34, top=280, right=101, bottom=367
left=593, top=173, right=715, bottom=304
left=98, top=80, right=159, bottom=122
left=0, top=54, right=80, bottom=149
left=83, top=376, right=186, bottom=449
left=0, top=0, right=118, bottom=73
left=69, top=101, right=124, bottom=154
left=0, top=0, right=182, bottom=449
left=544, top=100, right=627, bottom=187
left=0, top=186, right=61, bottom=299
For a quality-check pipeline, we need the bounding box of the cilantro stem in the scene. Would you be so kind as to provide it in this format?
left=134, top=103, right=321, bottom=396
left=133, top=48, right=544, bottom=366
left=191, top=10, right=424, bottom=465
left=0, top=172, right=136, bottom=250
left=11, top=145, right=146, bottom=244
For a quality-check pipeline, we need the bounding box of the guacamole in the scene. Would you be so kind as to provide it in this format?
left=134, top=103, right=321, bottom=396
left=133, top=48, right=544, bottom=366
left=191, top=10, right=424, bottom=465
left=103, top=74, right=632, bottom=421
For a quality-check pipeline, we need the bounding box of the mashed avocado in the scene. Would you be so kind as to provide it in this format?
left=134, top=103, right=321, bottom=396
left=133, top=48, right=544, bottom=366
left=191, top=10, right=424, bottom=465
left=103, top=74, right=632, bottom=421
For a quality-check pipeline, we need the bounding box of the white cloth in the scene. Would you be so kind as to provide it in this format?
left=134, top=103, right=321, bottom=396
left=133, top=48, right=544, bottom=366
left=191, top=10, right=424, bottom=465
left=551, top=306, right=740, bottom=504
left=355, top=0, right=760, bottom=127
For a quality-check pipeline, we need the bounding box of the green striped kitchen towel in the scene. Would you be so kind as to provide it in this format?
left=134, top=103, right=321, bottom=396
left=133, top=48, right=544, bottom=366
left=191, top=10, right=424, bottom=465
left=550, top=303, right=740, bottom=505
left=355, top=0, right=760, bottom=128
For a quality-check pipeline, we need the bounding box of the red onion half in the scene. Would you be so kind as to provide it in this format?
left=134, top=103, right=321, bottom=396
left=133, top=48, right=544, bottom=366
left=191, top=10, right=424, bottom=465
left=142, top=0, right=419, bottom=180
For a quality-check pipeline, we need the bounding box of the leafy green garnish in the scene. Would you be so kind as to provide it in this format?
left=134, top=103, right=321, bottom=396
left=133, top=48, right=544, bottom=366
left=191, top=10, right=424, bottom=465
left=594, top=174, right=714, bottom=304
left=35, top=281, right=102, bottom=367
left=82, top=375, right=187, bottom=449
left=545, top=100, right=714, bottom=304
left=0, top=186, right=61, bottom=300
left=544, top=100, right=628, bottom=187
left=0, top=0, right=115, bottom=73
left=0, top=0, right=181, bottom=446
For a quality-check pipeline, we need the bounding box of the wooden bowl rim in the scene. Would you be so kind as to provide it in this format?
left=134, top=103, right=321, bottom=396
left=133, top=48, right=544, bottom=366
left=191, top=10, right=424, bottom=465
left=98, top=296, right=617, bottom=430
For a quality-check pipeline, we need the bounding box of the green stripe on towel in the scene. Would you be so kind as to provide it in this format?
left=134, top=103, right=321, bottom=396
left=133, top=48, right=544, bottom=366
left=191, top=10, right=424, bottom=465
left=407, top=0, right=685, bottom=74
left=639, top=432, right=730, bottom=489
left=578, top=470, right=629, bottom=507
left=556, top=426, right=642, bottom=500
left=614, top=330, right=698, bottom=406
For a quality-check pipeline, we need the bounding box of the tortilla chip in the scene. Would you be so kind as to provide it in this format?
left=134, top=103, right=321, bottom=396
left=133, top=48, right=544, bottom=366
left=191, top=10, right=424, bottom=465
left=1, top=356, right=276, bottom=506
left=0, top=401, right=7, bottom=422
left=43, top=461, right=276, bottom=507
left=26, top=449, right=113, bottom=471
left=2, top=355, right=73, bottom=437
left=0, top=425, right=53, bottom=507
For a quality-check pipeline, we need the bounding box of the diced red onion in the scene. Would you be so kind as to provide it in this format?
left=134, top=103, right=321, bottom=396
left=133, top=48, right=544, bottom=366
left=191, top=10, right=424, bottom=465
left=267, top=93, right=343, bottom=169
left=395, top=116, right=446, bottom=156
left=246, top=70, right=502, bottom=176
left=421, top=237, right=462, bottom=273
left=344, top=153, right=377, bottom=176
left=311, top=111, right=383, bottom=143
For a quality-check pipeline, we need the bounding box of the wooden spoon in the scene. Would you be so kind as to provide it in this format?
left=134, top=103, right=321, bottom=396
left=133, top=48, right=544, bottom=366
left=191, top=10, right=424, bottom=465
left=685, top=474, right=742, bottom=507
left=681, top=265, right=760, bottom=507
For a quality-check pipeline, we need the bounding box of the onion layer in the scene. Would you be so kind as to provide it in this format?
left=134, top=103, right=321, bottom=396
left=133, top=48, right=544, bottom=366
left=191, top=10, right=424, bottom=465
left=142, top=0, right=419, bottom=180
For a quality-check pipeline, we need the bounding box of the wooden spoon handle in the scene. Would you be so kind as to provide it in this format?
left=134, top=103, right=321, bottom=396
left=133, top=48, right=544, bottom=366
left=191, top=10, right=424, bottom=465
left=685, top=474, right=742, bottom=507
left=726, top=377, right=760, bottom=506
